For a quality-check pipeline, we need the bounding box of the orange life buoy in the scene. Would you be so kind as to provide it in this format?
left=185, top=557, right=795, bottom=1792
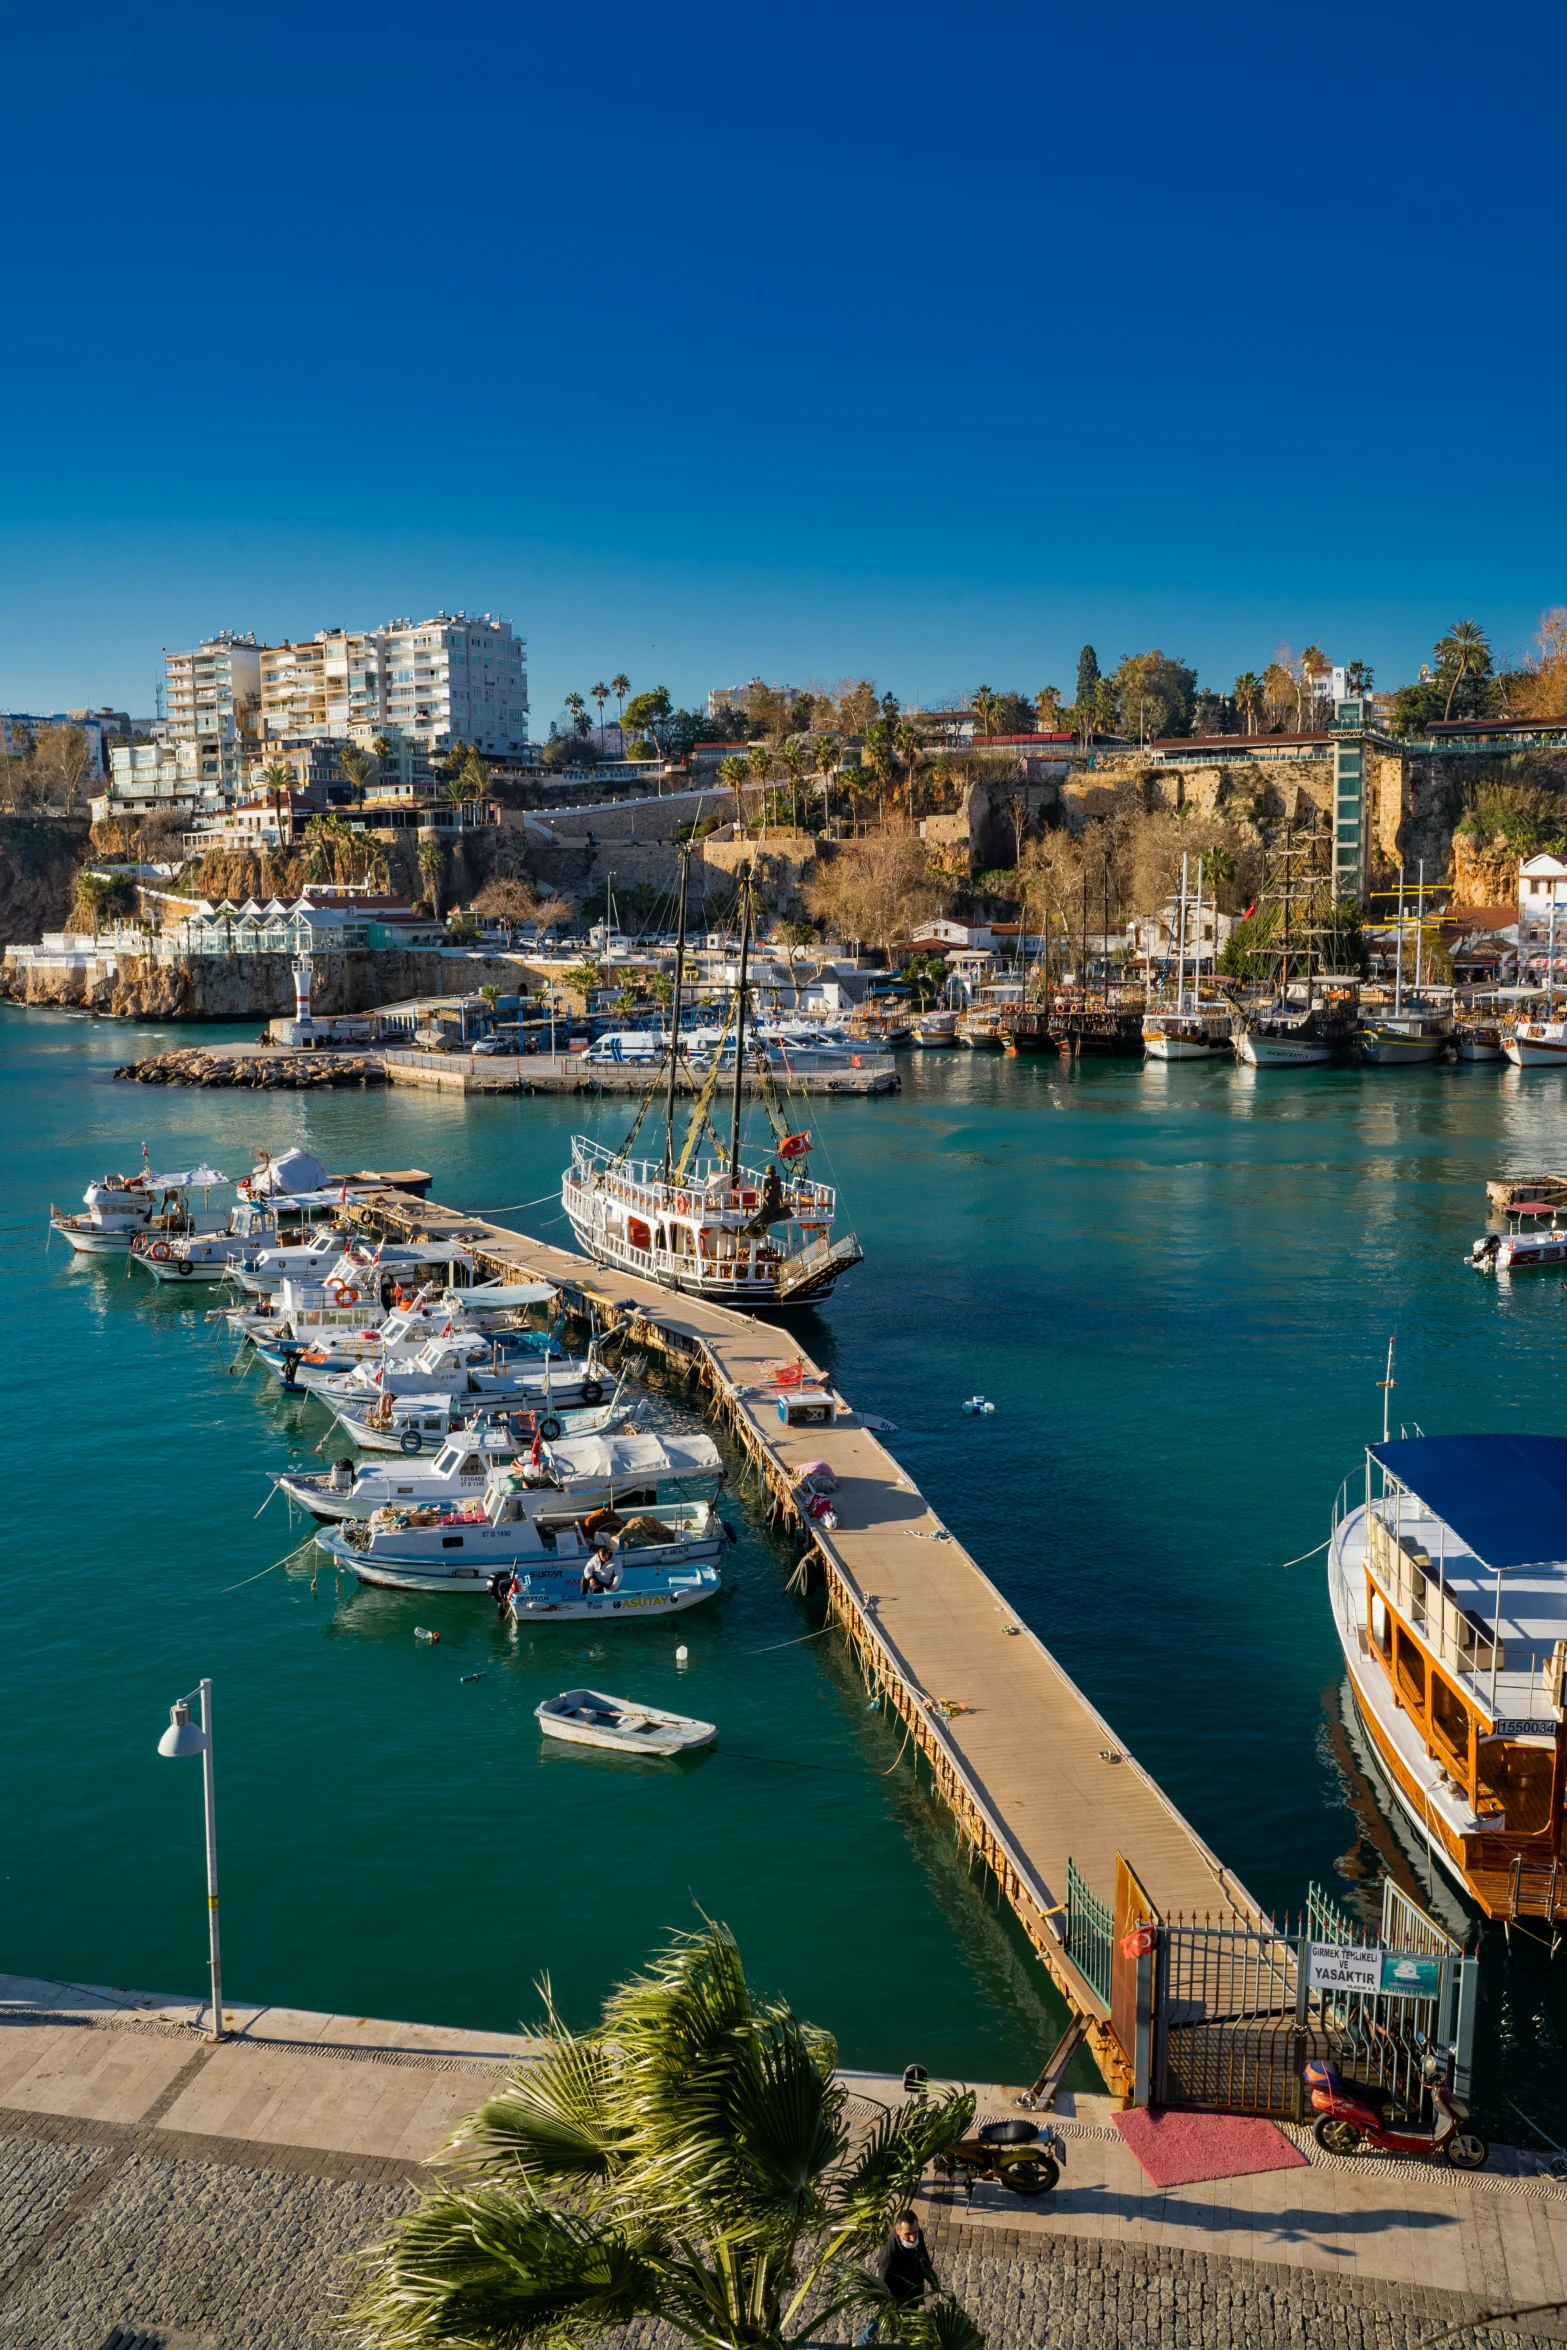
left=150, top=1241, right=171, bottom=1261
left=328, top=1281, right=360, bottom=1307
left=675, top=1192, right=690, bottom=1215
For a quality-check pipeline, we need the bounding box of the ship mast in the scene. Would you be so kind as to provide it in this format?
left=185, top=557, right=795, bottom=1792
left=728, top=864, right=752, bottom=1184
left=663, top=841, right=691, bottom=1183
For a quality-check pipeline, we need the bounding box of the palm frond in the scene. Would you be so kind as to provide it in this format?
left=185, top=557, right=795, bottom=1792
left=889, top=2294, right=987, bottom=2350
left=822, top=2089, right=975, bottom=2251
left=348, top=2190, right=660, bottom=2350
left=440, top=2039, right=627, bottom=2189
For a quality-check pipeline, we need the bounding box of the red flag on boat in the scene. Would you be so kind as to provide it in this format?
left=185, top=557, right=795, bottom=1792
left=779, top=1131, right=812, bottom=1159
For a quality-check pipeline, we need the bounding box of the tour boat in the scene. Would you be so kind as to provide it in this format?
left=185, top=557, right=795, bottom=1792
left=318, top=1480, right=728, bottom=1601
left=536, top=1688, right=717, bottom=1758
left=1505, top=1020, right=1567, bottom=1069
left=1360, top=865, right=1454, bottom=1065
left=561, top=858, right=863, bottom=1306
left=275, top=1425, right=725, bottom=1523
left=912, top=1010, right=959, bottom=1046
left=1327, top=1431, right=1567, bottom=1922
left=1235, top=990, right=1359, bottom=1067
left=1142, top=854, right=1233, bottom=1059
left=1454, top=1018, right=1505, bottom=1063
left=49, top=1165, right=228, bottom=1259
left=1468, top=1203, right=1567, bottom=1274
left=303, top=1333, right=609, bottom=1409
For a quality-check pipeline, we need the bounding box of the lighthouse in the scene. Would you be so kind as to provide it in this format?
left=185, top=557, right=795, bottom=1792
left=282, top=953, right=316, bottom=1045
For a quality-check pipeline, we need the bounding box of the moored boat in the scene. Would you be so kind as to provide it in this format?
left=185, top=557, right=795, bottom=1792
left=331, top=1388, right=631, bottom=1454
left=536, top=1688, right=717, bottom=1757
left=50, top=1163, right=228, bottom=1259
left=1326, top=1431, right=1567, bottom=1922
left=911, top=1009, right=959, bottom=1046
left=1505, top=1019, right=1567, bottom=1069
left=1468, top=1202, right=1567, bottom=1274
left=276, top=1424, right=725, bottom=1522
left=1142, top=853, right=1232, bottom=1059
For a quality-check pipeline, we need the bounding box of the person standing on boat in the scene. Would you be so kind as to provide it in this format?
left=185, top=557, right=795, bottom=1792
left=856, top=2212, right=939, bottom=2343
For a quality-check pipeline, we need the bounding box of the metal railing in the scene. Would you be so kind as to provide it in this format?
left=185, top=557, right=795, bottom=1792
left=1065, top=1857, right=1114, bottom=2005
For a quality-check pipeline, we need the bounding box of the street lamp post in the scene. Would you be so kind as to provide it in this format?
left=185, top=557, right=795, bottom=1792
left=157, top=1678, right=224, bottom=2041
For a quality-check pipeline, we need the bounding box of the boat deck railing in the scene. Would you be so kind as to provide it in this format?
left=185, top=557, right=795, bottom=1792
left=567, top=1139, right=835, bottom=1225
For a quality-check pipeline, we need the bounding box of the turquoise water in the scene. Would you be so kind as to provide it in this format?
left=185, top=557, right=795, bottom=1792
left=4, top=1010, right=1566, bottom=2126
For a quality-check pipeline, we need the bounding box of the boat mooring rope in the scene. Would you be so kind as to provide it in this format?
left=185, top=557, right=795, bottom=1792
left=1275, top=1536, right=1330, bottom=1571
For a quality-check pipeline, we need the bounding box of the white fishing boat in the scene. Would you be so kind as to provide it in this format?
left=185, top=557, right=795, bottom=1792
left=275, top=1424, right=725, bottom=1522
left=131, top=1189, right=358, bottom=1284
left=1326, top=1425, right=1567, bottom=1923
left=1468, top=1202, right=1567, bottom=1274
left=49, top=1164, right=229, bottom=1259
left=330, top=1388, right=631, bottom=1454
left=1505, top=1020, right=1567, bottom=1068
left=305, top=1332, right=610, bottom=1410
left=1143, top=855, right=1233, bottom=1060
left=536, top=1688, right=717, bottom=1757
left=561, top=857, right=863, bottom=1305
left=318, top=1480, right=727, bottom=1600
left=240, top=1275, right=556, bottom=1378
left=911, top=1009, right=959, bottom=1046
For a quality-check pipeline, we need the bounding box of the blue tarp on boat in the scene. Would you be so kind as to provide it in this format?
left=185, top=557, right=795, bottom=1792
left=1372, top=1433, right=1567, bottom=1571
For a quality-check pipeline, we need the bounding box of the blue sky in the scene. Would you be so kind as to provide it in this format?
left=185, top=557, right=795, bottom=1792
left=2, top=0, right=1562, bottom=723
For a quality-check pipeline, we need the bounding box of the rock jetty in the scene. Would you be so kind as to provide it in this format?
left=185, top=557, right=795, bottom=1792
left=114, top=1049, right=386, bottom=1089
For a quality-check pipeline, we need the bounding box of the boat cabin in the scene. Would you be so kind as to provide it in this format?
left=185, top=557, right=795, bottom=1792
left=1331, top=1434, right=1567, bottom=1918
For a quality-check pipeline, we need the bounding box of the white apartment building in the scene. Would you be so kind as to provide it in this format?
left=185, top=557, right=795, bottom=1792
left=1519, top=854, right=1567, bottom=938
left=163, top=632, right=265, bottom=787
left=259, top=613, right=528, bottom=756
left=91, top=741, right=225, bottom=826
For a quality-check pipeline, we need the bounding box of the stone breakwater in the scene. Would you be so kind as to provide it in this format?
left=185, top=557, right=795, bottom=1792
left=113, top=1049, right=386, bottom=1089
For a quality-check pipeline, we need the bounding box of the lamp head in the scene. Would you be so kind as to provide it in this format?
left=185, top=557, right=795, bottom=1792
left=158, top=1699, right=208, bottom=1759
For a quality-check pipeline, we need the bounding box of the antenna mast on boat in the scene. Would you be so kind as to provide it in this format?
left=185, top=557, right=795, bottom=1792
left=663, top=841, right=692, bottom=1182
left=1393, top=864, right=1406, bottom=1016
left=1378, top=1334, right=1396, bottom=1444
left=1414, top=858, right=1425, bottom=992
left=1176, top=854, right=1188, bottom=1012
left=728, top=864, right=753, bottom=1184
left=1193, top=857, right=1204, bottom=1008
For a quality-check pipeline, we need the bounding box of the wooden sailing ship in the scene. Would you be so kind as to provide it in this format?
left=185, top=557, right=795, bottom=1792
left=561, top=856, right=864, bottom=1306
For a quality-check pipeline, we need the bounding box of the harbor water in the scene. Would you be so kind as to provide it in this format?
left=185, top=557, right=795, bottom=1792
left=5, top=1007, right=1567, bottom=2130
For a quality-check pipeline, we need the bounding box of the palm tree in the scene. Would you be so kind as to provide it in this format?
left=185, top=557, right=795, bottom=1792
left=718, top=754, right=751, bottom=830
left=777, top=737, right=808, bottom=829
left=1435, top=620, right=1492, bottom=720
left=339, top=745, right=374, bottom=795
left=417, top=838, right=445, bottom=919
left=895, top=720, right=920, bottom=816
left=972, top=685, right=1002, bottom=737
left=564, top=691, right=589, bottom=737
left=1233, top=674, right=1262, bottom=736
left=349, top=1922, right=977, bottom=2350
left=610, top=673, right=630, bottom=731
left=591, top=681, right=609, bottom=742
left=814, top=733, right=839, bottom=828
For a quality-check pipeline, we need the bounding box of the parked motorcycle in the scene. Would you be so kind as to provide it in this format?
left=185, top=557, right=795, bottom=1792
left=1303, top=2051, right=1488, bottom=2168
left=933, top=2116, right=1066, bottom=2198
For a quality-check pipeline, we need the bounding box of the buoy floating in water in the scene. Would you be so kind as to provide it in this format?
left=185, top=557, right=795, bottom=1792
left=675, top=1644, right=689, bottom=1665
left=414, top=1627, right=440, bottom=1643
left=962, top=1396, right=996, bottom=1416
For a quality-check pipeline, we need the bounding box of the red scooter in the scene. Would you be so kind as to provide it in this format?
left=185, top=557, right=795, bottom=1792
left=1303, top=2052, right=1488, bottom=2168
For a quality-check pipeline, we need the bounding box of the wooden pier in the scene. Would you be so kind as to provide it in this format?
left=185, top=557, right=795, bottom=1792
left=351, top=1185, right=1260, bottom=2098
left=380, top=1050, right=899, bottom=1097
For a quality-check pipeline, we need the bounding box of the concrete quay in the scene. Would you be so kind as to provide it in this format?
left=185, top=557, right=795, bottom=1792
left=1, top=1974, right=1564, bottom=2349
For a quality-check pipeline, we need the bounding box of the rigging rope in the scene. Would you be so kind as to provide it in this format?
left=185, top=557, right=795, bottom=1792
left=1275, top=1536, right=1330, bottom=1570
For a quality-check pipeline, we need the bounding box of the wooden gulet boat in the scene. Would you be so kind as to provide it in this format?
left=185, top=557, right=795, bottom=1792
left=1143, top=854, right=1233, bottom=1060
left=561, top=855, right=863, bottom=1305
left=536, top=1688, right=717, bottom=1757
left=1326, top=1431, right=1567, bottom=1923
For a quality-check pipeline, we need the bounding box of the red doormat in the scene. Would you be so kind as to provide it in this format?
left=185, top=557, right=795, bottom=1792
left=1113, top=2107, right=1309, bottom=2188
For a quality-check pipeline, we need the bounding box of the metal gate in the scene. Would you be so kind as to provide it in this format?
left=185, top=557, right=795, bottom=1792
left=1151, top=1882, right=1476, bottom=2119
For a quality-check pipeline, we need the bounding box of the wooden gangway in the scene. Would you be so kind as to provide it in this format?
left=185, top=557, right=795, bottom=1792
left=352, top=1186, right=1261, bottom=2094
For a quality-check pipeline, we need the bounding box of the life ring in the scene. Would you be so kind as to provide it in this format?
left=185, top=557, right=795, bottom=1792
left=330, top=1283, right=360, bottom=1307
left=150, top=1241, right=171, bottom=1261
left=400, top=1428, right=423, bottom=1455
left=177, top=1258, right=194, bottom=1276
left=539, top=1413, right=564, bottom=1441
left=676, top=1192, right=690, bottom=1214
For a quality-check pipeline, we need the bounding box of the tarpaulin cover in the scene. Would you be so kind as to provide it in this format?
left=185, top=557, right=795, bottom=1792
left=1372, top=1433, right=1567, bottom=1572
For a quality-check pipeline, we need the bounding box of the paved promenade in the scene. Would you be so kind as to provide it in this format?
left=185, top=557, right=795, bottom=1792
left=2, top=1974, right=1565, bottom=2349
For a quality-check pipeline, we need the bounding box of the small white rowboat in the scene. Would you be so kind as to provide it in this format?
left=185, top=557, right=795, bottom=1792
left=535, top=1687, right=716, bottom=1759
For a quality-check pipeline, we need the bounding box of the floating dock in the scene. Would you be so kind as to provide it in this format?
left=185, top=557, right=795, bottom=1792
left=352, top=1183, right=1259, bottom=2097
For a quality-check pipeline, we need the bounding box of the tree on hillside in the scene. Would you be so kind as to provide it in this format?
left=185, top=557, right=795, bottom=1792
left=1034, top=685, right=1067, bottom=731
left=802, top=827, right=942, bottom=949
left=1435, top=620, right=1493, bottom=721
left=1345, top=661, right=1374, bottom=694
left=971, top=685, right=1002, bottom=736
left=1076, top=646, right=1100, bottom=704
left=717, top=754, right=751, bottom=829
left=1112, top=651, right=1197, bottom=745
left=814, top=733, right=840, bottom=826
left=622, top=687, right=674, bottom=754
left=829, top=679, right=881, bottom=736
left=610, top=673, right=630, bottom=728
left=591, top=682, right=609, bottom=737
left=417, top=838, right=446, bottom=918
left=894, top=719, right=921, bottom=815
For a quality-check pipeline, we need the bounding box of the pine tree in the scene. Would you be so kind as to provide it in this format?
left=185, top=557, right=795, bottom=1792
left=1076, top=645, right=1100, bottom=702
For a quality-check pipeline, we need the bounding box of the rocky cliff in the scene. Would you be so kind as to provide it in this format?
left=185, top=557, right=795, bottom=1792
left=0, top=946, right=532, bottom=1020
left=0, top=815, right=91, bottom=949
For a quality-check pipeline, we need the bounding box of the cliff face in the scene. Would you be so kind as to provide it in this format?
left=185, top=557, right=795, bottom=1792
left=1450, top=833, right=1521, bottom=910
left=0, top=815, right=91, bottom=949
left=0, top=947, right=531, bottom=1020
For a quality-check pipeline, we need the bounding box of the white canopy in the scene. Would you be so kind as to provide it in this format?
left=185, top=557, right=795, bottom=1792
left=148, top=1165, right=228, bottom=1190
